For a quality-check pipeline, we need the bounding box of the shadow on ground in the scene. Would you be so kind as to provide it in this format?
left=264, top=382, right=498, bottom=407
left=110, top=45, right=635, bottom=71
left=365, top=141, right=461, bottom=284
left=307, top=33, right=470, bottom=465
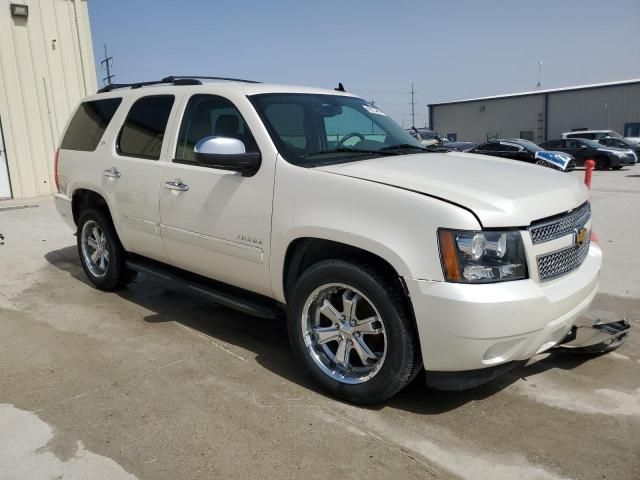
left=45, top=245, right=598, bottom=414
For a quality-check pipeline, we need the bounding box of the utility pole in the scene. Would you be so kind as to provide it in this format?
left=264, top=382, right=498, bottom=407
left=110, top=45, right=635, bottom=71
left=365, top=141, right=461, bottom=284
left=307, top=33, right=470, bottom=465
left=535, top=60, right=543, bottom=90
left=410, top=83, right=416, bottom=128
left=101, top=44, right=115, bottom=86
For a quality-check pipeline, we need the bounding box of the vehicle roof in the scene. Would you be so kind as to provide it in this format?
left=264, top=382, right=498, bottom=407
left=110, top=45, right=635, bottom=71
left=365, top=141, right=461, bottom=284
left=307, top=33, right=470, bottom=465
left=85, top=81, right=358, bottom=102
left=562, top=129, right=616, bottom=134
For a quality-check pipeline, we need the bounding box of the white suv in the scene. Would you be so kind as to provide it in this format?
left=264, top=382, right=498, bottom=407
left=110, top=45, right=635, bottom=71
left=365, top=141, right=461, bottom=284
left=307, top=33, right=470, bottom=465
left=54, top=76, right=621, bottom=404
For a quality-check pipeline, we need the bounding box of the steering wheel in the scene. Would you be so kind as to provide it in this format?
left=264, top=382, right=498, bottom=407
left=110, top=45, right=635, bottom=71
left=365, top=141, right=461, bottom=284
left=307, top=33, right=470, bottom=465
left=336, top=132, right=365, bottom=148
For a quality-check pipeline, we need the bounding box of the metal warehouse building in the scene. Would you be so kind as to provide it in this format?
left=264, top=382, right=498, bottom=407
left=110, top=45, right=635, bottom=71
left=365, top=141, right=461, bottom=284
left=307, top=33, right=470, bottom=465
left=0, top=0, right=96, bottom=200
left=429, top=79, right=640, bottom=145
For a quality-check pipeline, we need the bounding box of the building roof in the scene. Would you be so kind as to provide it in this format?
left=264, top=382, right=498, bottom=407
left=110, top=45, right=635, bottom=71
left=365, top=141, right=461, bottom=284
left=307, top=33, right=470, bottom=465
left=428, top=78, right=640, bottom=107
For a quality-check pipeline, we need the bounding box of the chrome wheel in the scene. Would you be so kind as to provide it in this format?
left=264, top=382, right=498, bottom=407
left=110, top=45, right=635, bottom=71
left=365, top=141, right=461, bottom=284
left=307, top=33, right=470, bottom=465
left=80, top=220, right=109, bottom=278
left=301, top=283, right=387, bottom=384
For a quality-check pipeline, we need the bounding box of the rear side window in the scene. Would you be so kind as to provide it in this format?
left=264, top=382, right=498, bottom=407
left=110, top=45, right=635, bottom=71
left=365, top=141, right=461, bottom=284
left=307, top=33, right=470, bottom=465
left=61, top=98, right=122, bottom=151
left=118, top=95, right=174, bottom=160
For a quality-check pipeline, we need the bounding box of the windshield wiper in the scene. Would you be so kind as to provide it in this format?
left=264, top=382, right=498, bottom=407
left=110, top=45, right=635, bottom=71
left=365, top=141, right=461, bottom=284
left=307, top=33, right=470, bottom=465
left=300, top=147, right=399, bottom=160
left=380, top=144, right=430, bottom=152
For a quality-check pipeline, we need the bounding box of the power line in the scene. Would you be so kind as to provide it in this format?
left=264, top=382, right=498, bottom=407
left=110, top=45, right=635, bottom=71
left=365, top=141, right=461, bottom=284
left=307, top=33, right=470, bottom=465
left=101, top=44, right=115, bottom=86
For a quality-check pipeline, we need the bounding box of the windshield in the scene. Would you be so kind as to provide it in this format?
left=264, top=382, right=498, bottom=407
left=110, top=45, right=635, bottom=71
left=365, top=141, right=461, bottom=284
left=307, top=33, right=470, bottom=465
left=249, top=93, right=424, bottom=166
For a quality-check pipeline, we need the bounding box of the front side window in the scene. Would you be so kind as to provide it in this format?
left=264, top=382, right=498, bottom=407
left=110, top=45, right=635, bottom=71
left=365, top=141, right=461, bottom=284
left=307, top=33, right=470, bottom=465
left=175, top=94, right=259, bottom=163
left=61, top=98, right=122, bottom=151
left=249, top=93, right=422, bottom=166
left=118, top=95, right=174, bottom=160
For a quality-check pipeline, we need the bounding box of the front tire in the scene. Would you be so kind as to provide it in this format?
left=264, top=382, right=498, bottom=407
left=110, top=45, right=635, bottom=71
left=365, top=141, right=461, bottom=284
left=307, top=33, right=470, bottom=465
left=77, top=208, right=136, bottom=290
left=287, top=260, right=421, bottom=404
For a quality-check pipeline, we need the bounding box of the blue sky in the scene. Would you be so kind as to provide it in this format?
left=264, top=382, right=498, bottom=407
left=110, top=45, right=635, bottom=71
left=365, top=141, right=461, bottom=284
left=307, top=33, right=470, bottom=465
left=89, top=0, right=640, bottom=127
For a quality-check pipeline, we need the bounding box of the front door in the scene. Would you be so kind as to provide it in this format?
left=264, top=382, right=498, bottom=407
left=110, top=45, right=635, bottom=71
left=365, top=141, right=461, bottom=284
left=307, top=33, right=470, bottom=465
left=0, top=119, right=12, bottom=199
left=159, top=93, right=275, bottom=297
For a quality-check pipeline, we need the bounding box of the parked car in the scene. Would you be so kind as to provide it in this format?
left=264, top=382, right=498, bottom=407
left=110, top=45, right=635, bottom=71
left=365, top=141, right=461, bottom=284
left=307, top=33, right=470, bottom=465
left=597, top=137, right=640, bottom=160
left=562, top=129, right=622, bottom=140
left=562, top=129, right=640, bottom=145
left=443, top=141, right=478, bottom=152
left=53, top=76, right=626, bottom=404
left=469, top=139, right=575, bottom=171
left=540, top=138, right=636, bottom=169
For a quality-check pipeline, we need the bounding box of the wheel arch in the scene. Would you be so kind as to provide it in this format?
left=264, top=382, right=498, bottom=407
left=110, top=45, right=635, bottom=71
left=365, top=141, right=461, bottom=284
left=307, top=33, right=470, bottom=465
left=281, top=237, right=412, bottom=306
left=71, top=188, right=112, bottom=227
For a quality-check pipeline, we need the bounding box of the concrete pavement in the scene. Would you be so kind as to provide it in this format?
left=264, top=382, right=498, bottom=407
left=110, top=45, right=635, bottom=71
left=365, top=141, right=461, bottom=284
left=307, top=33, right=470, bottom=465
left=0, top=167, right=638, bottom=479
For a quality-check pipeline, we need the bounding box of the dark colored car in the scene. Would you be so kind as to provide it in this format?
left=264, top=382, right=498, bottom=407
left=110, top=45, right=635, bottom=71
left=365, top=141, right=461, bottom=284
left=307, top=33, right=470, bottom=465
left=469, top=138, right=575, bottom=171
left=597, top=137, right=640, bottom=161
left=443, top=141, right=478, bottom=152
left=539, top=138, right=636, bottom=170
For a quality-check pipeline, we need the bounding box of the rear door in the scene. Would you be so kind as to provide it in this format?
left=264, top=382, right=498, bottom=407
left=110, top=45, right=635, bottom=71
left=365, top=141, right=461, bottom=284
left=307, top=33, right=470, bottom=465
left=104, top=94, right=177, bottom=261
left=158, top=93, right=275, bottom=296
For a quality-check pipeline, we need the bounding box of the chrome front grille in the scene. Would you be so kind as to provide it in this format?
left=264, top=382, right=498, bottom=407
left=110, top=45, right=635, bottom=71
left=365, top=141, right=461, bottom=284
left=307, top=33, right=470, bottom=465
left=529, top=202, right=591, bottom=245
left=537, top=235, right=591, bottom=281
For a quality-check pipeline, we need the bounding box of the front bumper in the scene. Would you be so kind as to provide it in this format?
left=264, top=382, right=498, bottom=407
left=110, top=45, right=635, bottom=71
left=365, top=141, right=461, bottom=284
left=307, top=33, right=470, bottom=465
left=404, top=244, right=602, bottom=373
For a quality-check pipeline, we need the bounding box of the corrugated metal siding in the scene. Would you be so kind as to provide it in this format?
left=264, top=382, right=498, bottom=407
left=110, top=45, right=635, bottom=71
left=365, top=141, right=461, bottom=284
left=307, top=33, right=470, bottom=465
left=547, top=84, right=640, bottom=139
left=0, top=0, right=96, bottom=199
left=431, top=94, right=545, bottom=143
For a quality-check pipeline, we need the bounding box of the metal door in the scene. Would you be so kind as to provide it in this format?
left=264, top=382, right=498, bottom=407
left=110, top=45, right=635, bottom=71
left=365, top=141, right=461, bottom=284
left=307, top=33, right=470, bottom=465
left=0, top=119, right=12, bottom=199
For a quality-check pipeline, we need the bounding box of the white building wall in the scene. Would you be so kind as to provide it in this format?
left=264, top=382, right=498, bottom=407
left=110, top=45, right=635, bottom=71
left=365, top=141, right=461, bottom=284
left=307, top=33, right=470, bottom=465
left=547, top=84, right=640, bottom=139
left=431, top=94, right=545, bottom=144
left=0, top=0, right=96, bottom=199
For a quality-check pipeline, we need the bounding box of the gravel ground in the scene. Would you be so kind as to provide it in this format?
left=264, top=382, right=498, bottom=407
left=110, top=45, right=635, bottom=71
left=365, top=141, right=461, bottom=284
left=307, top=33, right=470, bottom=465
left=0, top=166, right=638, bottom=480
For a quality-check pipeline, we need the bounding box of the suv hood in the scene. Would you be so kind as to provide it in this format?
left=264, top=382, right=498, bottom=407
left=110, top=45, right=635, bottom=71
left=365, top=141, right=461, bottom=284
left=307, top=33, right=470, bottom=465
left=315, top=151, right=589, bottom=227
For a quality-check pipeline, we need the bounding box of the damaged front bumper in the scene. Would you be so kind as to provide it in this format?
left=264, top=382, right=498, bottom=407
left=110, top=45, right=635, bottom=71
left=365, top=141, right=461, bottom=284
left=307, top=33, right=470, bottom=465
left=553, top=319, right=630, bottom=354
left=426, top=319, right=630, bottom=391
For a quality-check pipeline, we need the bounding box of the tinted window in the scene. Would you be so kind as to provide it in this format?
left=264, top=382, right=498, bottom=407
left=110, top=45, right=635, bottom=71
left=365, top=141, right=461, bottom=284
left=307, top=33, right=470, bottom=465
left=118, top=95, right=174, bottom=160
left=499, top=144, right=520, bottom=152
left=542, top=140, right=561, bottom=149
left=476, top=143, right=501, bottom=152
left=566, top=140, right=581, bottom=148
left=176, top=95, right=258, bottom=162
left=61, top=98, right=122, bottom=151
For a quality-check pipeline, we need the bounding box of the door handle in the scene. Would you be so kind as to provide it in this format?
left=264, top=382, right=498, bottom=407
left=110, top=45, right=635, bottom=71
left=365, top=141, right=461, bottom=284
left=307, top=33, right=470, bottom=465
left=103, top=167, right=121, bottom=179
left=164, top=180, right=189, bottom=192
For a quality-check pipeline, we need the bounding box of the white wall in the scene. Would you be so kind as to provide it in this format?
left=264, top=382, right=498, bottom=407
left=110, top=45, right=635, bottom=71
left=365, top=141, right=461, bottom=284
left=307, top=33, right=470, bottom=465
left=431, top=94, right=545, bottom=144
left=0, top=0, right=96, bottom=199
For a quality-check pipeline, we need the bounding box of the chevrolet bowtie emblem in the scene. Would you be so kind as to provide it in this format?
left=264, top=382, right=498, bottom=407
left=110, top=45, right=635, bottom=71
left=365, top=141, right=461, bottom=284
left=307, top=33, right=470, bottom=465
left=575, top=227, right=588, bottom=247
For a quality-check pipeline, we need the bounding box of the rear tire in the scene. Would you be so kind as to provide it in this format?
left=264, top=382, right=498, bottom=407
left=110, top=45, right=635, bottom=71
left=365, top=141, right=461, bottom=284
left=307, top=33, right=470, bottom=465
left=77, top=208, right=136, bottom=290
left=287, top=259, right=421, bottom=404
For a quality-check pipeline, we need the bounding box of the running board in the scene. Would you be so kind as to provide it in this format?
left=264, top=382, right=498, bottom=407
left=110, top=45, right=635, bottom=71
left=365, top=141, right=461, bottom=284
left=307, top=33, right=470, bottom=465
left=553, top=319, right=630, bottom=354
left=125, top=257, right=283, bottom=319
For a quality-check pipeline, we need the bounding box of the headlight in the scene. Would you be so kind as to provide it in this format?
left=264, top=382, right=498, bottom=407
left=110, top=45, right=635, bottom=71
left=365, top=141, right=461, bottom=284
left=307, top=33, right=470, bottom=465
left=438, top=229, right=528, bottom=283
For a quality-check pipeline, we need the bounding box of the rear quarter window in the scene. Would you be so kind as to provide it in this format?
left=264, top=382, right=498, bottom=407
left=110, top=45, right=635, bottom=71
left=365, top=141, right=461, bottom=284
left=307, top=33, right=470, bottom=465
left=60, top=98, right=122, bottom=151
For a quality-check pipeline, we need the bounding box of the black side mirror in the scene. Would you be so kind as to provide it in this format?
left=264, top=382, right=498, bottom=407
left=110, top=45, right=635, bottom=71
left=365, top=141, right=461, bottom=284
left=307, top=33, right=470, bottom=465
left=194, top=137, right=261, bottom=176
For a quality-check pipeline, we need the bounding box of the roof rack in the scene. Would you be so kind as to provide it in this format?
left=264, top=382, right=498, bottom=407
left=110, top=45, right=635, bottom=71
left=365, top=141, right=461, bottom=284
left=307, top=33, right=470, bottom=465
left=97, top=75, right=260, bottom=93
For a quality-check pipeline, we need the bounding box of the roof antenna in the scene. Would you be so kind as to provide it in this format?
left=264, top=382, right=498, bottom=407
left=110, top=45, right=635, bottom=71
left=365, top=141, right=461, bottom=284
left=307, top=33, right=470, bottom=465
left=335, top=82, right=345, bottom=92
